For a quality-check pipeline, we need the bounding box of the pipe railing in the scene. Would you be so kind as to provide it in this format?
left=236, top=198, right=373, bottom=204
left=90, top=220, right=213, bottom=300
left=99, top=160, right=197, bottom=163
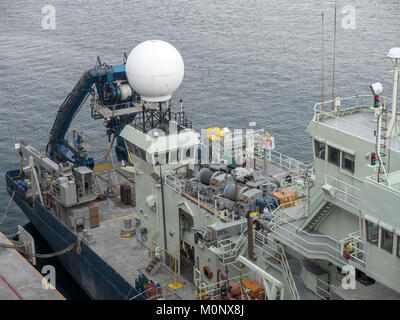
left=314, top=95, right=400, bottom=147
left=254, top=230, right=299, bottom=300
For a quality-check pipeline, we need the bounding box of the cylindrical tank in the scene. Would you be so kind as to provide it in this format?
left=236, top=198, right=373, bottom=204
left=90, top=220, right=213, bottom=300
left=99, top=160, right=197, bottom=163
left=198, top=168, right=213, bottom=186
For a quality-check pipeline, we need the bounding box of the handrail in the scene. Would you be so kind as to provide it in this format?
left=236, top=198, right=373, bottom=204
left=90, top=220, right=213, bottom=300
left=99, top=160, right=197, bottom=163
left=269, top=211, right=346, bottom=267
left=254, top=230, right=299, bottom=300
left=269, top=199, right=307, bottom=228
left=254, top=148, right=308, bottom=175
left=216, top=228, right=248, bottom=263
left=271, top=226, right=346, bottom=267
left=272, top=209, right=341, bottom=249
left=314, top=275, right=331, bottom=300
left=314, top=94, right=400, bottom=145
left=325, top=174, right=361, bottom=209
left=308, top=187, right=326, bottom=217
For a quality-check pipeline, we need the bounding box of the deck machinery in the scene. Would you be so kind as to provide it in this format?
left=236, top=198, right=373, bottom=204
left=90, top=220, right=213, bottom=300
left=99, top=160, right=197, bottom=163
left=5, top=43, right=400, bottom=300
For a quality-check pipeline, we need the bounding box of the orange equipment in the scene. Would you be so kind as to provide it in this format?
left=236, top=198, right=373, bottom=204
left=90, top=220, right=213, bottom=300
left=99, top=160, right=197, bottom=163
left=272, top=189, right=298, bottom=209
left=241, top=279, right=265, bottom=300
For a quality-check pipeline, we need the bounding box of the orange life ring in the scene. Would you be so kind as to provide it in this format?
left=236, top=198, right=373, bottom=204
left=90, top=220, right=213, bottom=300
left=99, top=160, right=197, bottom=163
left=203, top=266, right=213, bottom=279
left=343, top=242, right=353, bottom=259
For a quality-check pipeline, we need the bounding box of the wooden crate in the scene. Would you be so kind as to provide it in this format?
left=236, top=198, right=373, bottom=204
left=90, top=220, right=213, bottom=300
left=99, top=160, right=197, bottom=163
left=89, top=205, right=99, bottom=228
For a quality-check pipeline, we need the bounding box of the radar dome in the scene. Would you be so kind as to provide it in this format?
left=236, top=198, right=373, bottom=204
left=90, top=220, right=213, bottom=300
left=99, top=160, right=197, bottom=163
left=125, top=40, right=184, bottom=102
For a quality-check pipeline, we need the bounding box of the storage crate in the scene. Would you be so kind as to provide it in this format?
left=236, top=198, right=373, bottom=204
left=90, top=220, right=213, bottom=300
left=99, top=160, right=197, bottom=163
left=272, top=189, right=298, bottom=208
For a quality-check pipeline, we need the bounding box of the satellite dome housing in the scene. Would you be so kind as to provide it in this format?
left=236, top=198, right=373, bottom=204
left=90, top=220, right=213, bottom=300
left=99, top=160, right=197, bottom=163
left=388, top=47, right=400, bottom=60
left=125, top=40, right=184, bottom=103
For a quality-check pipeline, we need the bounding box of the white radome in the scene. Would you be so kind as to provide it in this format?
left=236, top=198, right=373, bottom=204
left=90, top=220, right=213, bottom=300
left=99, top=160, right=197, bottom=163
left=125, top=40, right=184, bottom=102
left=388, top=47, right=400, bottom=60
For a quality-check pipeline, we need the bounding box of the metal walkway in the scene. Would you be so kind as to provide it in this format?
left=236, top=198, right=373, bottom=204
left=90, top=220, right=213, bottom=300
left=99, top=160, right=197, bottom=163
left=270, top=215, right=348, bottom=268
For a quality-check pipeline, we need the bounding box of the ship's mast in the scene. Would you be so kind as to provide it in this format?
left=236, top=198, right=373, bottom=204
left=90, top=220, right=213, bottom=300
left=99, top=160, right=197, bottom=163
left=388, top=48, right=400, bottom=137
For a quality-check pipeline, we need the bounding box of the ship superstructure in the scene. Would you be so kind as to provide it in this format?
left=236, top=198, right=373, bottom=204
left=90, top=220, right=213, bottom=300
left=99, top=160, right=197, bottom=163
left=4, top=43, right=400, bottom=300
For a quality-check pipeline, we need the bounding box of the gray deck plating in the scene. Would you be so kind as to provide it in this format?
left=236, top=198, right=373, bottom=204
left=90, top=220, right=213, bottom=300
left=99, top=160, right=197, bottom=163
left=0, top=233, right=64, bottom=300
left=322, top=109, right=400, bottom=152
left=87, top=197, right=197, bottom=300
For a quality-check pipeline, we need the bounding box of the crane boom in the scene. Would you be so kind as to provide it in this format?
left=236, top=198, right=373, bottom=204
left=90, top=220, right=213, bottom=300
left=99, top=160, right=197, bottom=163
left=46, top=59, right=137, bottom=168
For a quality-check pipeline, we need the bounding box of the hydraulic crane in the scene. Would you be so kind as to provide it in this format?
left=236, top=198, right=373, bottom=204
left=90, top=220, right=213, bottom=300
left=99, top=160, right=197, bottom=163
left=46, top=55, right=140, bottom=169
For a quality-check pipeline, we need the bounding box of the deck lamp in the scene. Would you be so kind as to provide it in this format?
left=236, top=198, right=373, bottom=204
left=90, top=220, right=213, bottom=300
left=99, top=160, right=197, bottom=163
left=370, top=82, right=383, bottom=96
left=370, top=82, right=383, bottom=109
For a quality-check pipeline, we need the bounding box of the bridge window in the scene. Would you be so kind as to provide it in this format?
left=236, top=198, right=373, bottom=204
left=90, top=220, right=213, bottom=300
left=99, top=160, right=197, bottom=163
left=342, top=152, right=355, bottom=173
left=328, top=146, right=340, bottom=166
left=314, top=140, right=325, bottom=160
left=366, top=220, right=379, bottom=246
left=381, top=228, right=393, bottom=254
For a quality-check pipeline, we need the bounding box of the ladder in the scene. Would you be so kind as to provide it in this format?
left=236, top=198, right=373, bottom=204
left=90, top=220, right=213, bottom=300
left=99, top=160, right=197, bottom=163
left=377, top=107, right=389, bottom=183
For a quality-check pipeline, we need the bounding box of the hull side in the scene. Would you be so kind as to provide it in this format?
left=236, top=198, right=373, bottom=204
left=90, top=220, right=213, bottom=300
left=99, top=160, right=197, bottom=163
left=6, top=170, right=143, bottom=300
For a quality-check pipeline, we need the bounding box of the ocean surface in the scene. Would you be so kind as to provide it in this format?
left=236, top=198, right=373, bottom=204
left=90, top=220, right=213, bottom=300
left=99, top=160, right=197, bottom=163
left=0, top=0, right=399, bottom=299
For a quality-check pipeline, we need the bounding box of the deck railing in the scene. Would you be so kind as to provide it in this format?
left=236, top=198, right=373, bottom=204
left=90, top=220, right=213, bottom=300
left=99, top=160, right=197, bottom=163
left=339, top=231, right=366, bottom=266
left=314, top=94, right=400, bottom=148
left=325, top=174, right=361, bottom=209
left=254, top=230, right=300, bottom=300
left=269, top=207, right=346, bottom=267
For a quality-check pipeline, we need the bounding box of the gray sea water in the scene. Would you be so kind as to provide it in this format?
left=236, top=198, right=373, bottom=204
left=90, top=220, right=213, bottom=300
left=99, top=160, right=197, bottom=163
left=0, top=0, right=399, bottom=298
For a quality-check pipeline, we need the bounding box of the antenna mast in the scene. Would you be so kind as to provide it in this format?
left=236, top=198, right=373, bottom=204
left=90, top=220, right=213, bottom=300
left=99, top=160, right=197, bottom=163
left=331, top=3, right=337, bottom=111
left=321, top=12, right=325, bottom=112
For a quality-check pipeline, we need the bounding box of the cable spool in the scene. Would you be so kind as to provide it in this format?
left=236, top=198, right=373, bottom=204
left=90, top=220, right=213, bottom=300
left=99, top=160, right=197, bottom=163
left=198, top=167, right=213, bottom=185
left=223, top=183, right=246, bottom=201
left=118, top=83, right=132, bottom=101
left=203, top=266, right=213, bottom=279
left=210, top=172, right=232, bottom=189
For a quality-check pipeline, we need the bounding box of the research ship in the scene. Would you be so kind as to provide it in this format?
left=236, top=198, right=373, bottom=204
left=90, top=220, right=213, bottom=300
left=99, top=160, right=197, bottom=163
left=5, top=41, right=400, bottom=300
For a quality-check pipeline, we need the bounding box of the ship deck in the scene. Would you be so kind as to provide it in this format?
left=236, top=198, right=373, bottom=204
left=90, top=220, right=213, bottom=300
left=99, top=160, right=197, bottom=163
left=86, top=197, right=197, bottom=300
left=81, top=166, right=197, bottom=300
left=321, top=108, right=400, bottom=152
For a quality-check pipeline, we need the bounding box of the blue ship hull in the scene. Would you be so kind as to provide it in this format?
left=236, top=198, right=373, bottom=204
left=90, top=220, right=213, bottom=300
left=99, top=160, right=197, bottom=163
left=6, top=170, right=144, bottom=300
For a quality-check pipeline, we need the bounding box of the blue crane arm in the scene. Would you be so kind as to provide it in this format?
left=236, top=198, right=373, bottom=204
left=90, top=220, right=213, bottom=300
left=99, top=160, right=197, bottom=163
left=46, top=63, right=128, bottom=167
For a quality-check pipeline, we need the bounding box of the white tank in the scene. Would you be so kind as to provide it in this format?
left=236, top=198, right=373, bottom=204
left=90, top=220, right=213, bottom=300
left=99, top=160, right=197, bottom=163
left=125, top=40, right=184, bottom=102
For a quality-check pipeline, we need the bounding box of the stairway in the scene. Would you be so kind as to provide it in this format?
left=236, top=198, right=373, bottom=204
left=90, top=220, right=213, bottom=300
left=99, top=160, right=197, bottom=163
left=145, top=257, right=161, bottom=275
left=303, top=202, right=333, bottom=233
left=254, top=232, right=299, bottom=300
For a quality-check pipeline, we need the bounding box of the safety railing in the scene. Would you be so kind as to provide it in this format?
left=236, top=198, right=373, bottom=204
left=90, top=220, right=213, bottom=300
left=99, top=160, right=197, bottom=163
left=339, top=231, right=366, bottom=266
left=307, top=186, right=326, bottom=218
left=254, top=230, right=300, bottom=300
left=269, top=199, right=307, bottom=229
left=163, top=172, right=184, bottom=193
left=216, top=229, right=248, bottom=264
left=314, top=95, right=400, bottom=149
left=314, top=276, right=331, bottom=300
left=325, top=175, right=361, bottom=209
left=269, top=208, right=346, bottom=267
left=254, top=147, right=309, bottom=175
